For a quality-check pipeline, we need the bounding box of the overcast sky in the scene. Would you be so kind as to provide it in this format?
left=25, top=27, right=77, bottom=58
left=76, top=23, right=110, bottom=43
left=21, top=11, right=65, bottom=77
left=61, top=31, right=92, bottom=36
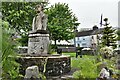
left=48, top=0, right=119, bottom=29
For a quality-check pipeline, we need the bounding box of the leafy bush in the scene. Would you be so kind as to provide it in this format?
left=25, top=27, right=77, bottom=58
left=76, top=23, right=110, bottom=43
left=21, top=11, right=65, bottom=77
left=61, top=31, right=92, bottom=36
left=72, top=56, right=98, bottom=79
left=17, top=34, right=28, bottom=46
left=100, top=46, right=113, bottom=59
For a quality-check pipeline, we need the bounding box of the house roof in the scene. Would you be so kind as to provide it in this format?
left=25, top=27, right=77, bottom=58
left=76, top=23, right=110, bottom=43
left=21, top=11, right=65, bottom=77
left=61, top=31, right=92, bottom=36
left=76, top=29, right=103, bottom=37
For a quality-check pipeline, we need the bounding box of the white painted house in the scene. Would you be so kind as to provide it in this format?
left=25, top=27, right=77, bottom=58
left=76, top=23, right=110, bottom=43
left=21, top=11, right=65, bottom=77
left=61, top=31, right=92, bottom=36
left=75, top=26, right=102, bottom=49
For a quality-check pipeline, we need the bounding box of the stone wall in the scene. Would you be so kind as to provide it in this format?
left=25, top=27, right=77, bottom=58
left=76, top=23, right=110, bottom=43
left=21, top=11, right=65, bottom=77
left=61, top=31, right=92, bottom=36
left=61, top=47, right=75, bottom=52
left=17, top=55, right=71, bottom=77
left=81, top=50, right=94, bottom=55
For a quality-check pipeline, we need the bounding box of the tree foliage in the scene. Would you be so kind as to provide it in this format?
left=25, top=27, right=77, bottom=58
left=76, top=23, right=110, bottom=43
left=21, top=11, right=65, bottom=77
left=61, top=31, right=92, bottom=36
left=46, top=3, right=80, bottom=43
left=116, top=29, right=120, bottom=40
left=101, top=18, right=116, bottom=48
left=2, top=2, right=47, bottom=46
left=2, top=2, right=35, bottom=32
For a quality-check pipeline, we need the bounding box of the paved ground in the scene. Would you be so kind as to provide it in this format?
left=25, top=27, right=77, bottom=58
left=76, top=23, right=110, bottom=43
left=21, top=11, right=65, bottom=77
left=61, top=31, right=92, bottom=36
left=47, top=67, right=80, bottom=80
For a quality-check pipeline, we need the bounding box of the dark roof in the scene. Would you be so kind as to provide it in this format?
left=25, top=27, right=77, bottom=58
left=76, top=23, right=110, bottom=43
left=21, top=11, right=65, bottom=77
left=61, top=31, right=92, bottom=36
left=76, top=29, right=103, bottom=37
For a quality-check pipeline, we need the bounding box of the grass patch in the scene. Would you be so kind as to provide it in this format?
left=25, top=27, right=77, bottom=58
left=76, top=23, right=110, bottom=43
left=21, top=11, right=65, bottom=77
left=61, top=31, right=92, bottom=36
left=62, top=52, right=119, bottom=79
left=62, top=52, right=76, bottom=57
left=71, top=55, right=96, bottom=68
left=71, top=55, right=98, bottom=79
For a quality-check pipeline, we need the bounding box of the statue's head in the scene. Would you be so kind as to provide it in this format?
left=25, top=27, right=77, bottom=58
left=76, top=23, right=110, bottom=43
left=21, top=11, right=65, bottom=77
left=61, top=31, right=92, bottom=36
left=36, top=4, right=43, bottom=13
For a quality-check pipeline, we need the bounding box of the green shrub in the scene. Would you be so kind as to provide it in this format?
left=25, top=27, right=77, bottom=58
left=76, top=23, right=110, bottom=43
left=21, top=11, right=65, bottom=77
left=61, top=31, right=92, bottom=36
left=2, top=21, right=21, bottom=80
left=72, top=56, right=98, bottom=79
left=100, top=46, right=113, bottom=59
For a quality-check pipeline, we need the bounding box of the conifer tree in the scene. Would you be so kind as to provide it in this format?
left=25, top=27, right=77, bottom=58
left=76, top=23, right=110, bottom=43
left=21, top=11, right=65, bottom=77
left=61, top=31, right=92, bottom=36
left=101, top=18, right=116, bottom=48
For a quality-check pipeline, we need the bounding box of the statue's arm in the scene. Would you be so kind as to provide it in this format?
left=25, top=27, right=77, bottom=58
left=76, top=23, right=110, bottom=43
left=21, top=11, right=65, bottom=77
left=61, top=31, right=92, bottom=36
left=32, top=17, right=35, bottom=31
left=42, top=14, right=48, bottom=30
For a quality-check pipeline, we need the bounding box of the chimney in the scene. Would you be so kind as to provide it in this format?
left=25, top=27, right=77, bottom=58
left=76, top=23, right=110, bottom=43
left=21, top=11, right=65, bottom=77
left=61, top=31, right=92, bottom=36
left=93, top=25, right=98, bottom=30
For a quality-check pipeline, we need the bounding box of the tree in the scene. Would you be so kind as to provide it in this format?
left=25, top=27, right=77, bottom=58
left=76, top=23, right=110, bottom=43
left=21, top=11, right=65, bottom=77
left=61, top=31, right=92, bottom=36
left=46, top=3, right=80, bottom=46
left=101, top=18, right=116, bottom=48
left=2, top=2, right=48, bottom=46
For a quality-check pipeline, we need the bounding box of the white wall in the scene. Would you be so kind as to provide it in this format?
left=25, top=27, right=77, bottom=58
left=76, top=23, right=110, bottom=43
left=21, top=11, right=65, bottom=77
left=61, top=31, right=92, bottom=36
left=75, top=36, right=92, bottom=47
left=75, top=34, right=99, bottom=48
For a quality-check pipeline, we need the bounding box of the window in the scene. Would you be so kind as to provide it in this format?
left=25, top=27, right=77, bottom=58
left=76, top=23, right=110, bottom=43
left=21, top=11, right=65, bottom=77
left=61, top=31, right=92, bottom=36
left=92, top=36, right=94, bottom=39
left=83, top=38, right=85, bottom=40
left=82, top=43, right=86, bottom=46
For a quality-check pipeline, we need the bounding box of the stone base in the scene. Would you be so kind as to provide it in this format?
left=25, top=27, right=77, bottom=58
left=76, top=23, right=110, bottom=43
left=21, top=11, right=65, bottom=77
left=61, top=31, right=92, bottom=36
left=28, top=32, right=49, bottom=55
left=17, top=55, right=71, bottom=76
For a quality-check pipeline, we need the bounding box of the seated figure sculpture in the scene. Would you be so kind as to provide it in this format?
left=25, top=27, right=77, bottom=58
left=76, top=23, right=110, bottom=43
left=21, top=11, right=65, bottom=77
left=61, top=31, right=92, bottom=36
left=32, top=4, right=47, bottom=32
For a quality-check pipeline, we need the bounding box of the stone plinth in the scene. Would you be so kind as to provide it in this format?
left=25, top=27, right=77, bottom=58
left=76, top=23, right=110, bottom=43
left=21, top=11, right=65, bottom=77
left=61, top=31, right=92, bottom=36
left=28, top=32, right=49, bottom=55
left=17, top=55, right=71, bottom=76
